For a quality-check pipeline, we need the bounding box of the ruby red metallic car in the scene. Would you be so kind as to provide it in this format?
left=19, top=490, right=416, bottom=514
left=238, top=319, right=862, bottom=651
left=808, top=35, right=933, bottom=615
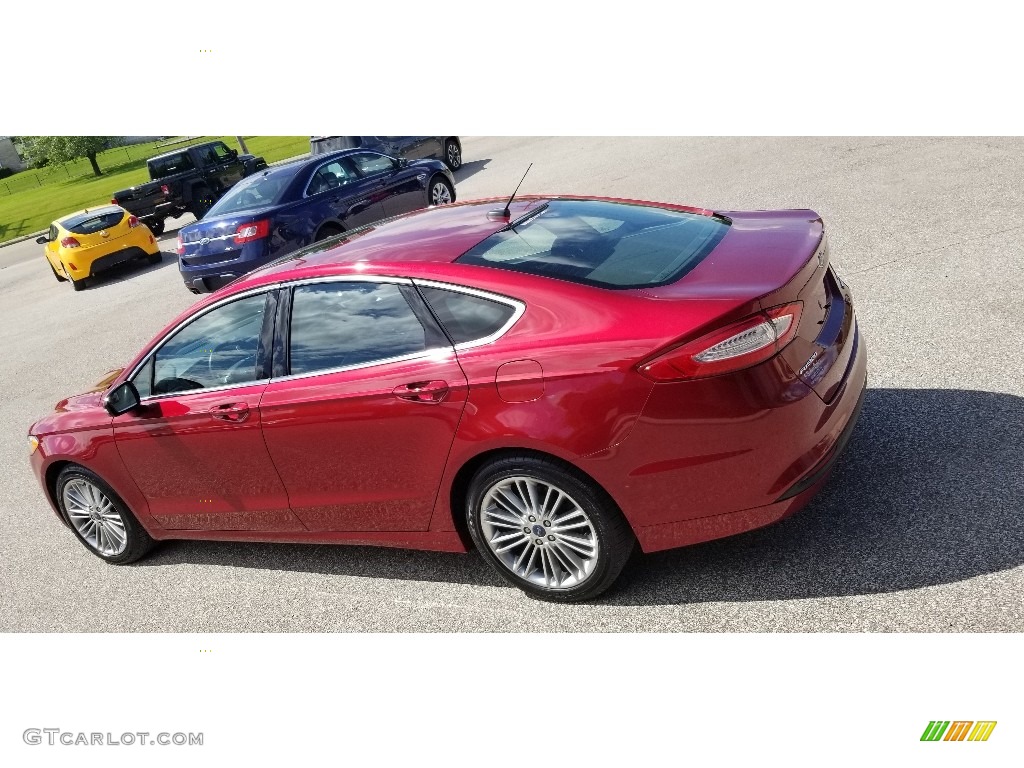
left=27, top=195, right=866, bottom=602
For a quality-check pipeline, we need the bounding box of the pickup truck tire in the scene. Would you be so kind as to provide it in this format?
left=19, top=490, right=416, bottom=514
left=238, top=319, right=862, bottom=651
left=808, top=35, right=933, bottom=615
left=146, top=218, right=165, bottom=236
left=190, top=186, right=215, bottom=219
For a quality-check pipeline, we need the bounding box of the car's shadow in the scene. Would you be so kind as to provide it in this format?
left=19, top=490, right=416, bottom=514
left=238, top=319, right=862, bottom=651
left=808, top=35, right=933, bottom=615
left=453, top=158, right=490, bottom=185
left=82, top=250, right=179, bottom=290
left=139, top=388, right=1024, bottom=605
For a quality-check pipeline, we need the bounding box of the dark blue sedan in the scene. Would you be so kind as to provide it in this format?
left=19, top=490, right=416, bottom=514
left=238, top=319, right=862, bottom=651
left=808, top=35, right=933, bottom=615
left=176, top=149, right=456, bottom=293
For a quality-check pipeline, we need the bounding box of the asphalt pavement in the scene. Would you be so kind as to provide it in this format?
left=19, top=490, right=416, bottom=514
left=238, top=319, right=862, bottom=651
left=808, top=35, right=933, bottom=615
left=1, top=137, right=1022, bottom=631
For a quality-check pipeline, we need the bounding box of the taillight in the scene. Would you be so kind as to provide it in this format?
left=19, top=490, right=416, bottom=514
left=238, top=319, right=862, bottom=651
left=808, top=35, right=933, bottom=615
left=176, top=235, right=184, bottom=255
left=161, top=184, right=170, bottom=195
left=110, top=198, right=118, bottom=205
left=639, top=302, right=803, bottom=381
left=128, top=215, right=140, bottom=228
left=60, top=237, right=80, bottom=248
left=234, top=220, right=270, bottom=244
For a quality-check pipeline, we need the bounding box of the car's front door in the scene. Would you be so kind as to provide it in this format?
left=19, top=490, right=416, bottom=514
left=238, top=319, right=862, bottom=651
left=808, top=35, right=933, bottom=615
left=112, top=290, right=304, bottom=532
left=349, top=151, right=423, bottom=218
left=259, top=279, right=468, bottom=532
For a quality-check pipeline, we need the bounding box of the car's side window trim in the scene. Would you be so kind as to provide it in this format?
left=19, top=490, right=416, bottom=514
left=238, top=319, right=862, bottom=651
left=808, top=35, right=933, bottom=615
left=270, top=275, right=453, bottom=385
left=124, top=284, right=282, bottom=403
left=411, top=278, right=526, bottom=351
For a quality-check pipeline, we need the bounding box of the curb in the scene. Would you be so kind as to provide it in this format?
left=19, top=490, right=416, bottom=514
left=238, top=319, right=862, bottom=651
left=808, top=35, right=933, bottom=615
left=0, top=152, right=310, bottom=250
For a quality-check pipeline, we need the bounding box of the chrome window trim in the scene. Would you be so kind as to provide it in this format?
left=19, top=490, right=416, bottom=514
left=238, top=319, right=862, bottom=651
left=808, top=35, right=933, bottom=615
left=269, top=347, right=455, bottom=386
left=411, top=278, right=526, bottom=351
left=127, top=283, right=283, bottom=403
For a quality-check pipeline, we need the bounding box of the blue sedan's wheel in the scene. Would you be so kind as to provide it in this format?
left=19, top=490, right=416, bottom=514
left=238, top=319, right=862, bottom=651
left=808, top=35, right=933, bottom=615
left=430, top=178, right=454, bottom=206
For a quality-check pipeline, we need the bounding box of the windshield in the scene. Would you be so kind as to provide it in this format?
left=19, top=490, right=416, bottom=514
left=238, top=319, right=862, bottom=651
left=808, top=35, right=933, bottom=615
left=456, top=199, right=730, bottom=289
left=205, top=166, right=301, bottom=217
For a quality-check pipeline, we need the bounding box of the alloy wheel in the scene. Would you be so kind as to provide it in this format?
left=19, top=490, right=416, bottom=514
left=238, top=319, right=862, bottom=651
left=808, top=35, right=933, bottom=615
left=62, top=478, right=128, bottom=556
left=479, top=476, right=600, bottom=589
left=446, top=142, right=461, bottom=170
left=431, top=182, right=453, bottom=205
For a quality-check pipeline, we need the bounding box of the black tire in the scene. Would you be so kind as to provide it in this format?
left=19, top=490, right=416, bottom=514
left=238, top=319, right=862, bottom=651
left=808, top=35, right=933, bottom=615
left=66, top=265, right=86, bottom=291
left=190, top=186, right=215, bottom=219
left=428, top=176, right=454, bottom=207
left=55, top=465, right=155, bottom=564
left=146, top=250, right=162, bottom=265
left=315, top=224, right=344, bottom=242
left=147, top=217, right=165, bottom=236
left=444, top=138, right=462, bottom=171
left=465, top=454, right=636, bottom=602
left=49, top=262, right=67, bottom=282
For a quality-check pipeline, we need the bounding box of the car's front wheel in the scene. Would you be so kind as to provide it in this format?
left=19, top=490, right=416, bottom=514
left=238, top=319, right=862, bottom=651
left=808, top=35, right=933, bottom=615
left=56, top=465, right=155, bottom=564
left=466, top=454, right=636, bottom=602
left=429, top=177, right=454, bottom=206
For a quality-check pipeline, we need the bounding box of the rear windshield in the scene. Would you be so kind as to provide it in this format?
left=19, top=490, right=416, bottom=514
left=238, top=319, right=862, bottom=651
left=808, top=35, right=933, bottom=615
left=456, top=199, right=729, bottom=289
left=206, top=165, right=301, bottom=216
left=148, top=152, right=195, bottom=179
left=62, top=208, right=125, bottom=234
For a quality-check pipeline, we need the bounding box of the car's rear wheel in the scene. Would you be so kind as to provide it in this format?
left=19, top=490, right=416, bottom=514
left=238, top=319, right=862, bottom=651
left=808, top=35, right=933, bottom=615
left=64, top=265, right=86, bottom=291
left=466, top=454, right=636, bottom=602
left=56, top=465, right=155, bottom=564
left=429, top=177, right=454, bottom=206
left=146, top=251, right=162, bottom=265
left=147, top=218, right=165, bottom=236
left=444, top=139, right=462, bottom=171
left=49, top=262, right=67, bottom=282
left=316, top=224, right=344, bottom=242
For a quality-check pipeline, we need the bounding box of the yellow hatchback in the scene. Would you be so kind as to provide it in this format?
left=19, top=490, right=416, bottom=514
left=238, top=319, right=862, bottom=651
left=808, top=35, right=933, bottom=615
left=36, top=205, right=162, bottom=291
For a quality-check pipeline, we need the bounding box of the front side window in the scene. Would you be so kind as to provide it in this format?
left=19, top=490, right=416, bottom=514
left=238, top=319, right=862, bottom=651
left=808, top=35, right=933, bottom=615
left=350, top=152, right=395, bottom=177
left=289, top=282, right=431, bottom=375
left=138, top=293, right=269, bottom=396
left=211, top=142, right=234, bottom=161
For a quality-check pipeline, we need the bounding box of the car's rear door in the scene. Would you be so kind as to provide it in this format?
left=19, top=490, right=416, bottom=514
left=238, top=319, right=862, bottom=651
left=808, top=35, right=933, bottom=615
left=112, top=289, right=304, bottom=532
left=258, top=278, right=468, bottom=532
left=305, top=156, right=384, bottom=230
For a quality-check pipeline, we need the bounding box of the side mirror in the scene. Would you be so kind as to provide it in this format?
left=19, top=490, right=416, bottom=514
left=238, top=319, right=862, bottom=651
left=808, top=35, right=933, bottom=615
left=36, top=236, right=49, bottom=244
left=229, top=149, right=239, bottom=159
left=103, top=381, right=141, bottom=416
left=397, top=157, right=409, bottom=169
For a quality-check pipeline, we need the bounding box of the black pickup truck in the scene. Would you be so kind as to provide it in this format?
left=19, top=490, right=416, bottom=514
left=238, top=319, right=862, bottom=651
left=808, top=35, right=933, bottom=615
left=111, top=140, right=267, bottom=235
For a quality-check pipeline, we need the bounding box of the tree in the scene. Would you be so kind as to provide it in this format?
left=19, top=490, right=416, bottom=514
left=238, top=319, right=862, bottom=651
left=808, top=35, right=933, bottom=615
left=24, top=136, right=111, bottom=176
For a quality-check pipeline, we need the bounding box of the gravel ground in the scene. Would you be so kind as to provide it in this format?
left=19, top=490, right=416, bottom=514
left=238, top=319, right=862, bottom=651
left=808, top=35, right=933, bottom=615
left=1, top=136, right=1022, bottom=631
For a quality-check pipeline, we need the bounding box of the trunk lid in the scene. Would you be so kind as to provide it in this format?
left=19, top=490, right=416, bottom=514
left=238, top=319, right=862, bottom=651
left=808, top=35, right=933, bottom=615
left=178, top=210, right=272, bottom=265
left=642, top=209, right=855, bottom=401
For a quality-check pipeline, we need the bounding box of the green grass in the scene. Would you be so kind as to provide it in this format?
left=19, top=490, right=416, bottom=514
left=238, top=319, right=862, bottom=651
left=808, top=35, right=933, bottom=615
left=0, top=136, right=309, bottom=242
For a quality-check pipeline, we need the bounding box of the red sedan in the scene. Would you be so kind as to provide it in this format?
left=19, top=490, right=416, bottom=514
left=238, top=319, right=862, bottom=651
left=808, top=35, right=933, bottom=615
left=27, top=196, right=866, bottom=601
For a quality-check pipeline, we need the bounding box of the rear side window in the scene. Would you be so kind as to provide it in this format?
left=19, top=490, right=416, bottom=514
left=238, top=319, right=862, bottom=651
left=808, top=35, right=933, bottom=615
left=289, top=282, right=431, bottom=375
left=148, top=152, right=195, bottom=179
left=418, top=286, right=516, bottom=345
left=457, top=199, right=730, bottom=289
left=64, top=210, right=125, bottom=234
left=350, top=152, right=395, bottom=176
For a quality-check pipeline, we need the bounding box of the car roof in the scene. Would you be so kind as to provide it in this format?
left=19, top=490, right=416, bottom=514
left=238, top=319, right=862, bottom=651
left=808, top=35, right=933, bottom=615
left=55, top=204, right=125, bottom=226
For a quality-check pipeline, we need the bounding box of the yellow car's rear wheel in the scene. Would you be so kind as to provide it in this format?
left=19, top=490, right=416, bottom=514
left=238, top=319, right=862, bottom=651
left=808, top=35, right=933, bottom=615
left=63, top=263, right=86, bottom=291
left=48, top=262, right=67, bottom=282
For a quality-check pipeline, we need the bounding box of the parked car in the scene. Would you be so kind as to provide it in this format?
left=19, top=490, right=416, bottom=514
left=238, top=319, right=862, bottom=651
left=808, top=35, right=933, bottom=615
left=310, top=136, right=462, bottom=171
left=35, top=204, right=161, bottom=291
left=27, top=195, right=866, bottom=602
left=175, top=148, right=455, bottom=293
left=111, top=141, right=267, bottom=235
